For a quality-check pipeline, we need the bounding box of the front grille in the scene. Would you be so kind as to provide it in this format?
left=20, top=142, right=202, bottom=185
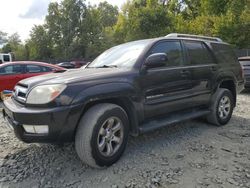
left=13, top=84, right=28, bottom=103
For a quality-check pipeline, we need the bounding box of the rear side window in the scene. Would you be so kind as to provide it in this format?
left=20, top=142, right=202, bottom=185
left=149, top=41, right=184, bottom=67
left=26, top=65, right=53, bottom=73
left=26, top=65, right=42, bottom=73
left=41, top=66, right=53, bottom=72
left=0, top=65, right=23, bottom=75
left=211, top=43, right=237, bottom=64
left=184, top=41, right=214, bottom=65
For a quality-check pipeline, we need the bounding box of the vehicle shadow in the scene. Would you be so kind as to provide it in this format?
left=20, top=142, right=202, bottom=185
left=1, top=114, right=250, bottom=187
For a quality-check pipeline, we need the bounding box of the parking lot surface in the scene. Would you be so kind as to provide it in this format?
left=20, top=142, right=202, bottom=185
left=0, top=92, right=250, bottom=188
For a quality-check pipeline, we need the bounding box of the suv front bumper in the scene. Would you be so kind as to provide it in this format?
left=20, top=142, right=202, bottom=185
left=2, top=98, right=84, bottom=143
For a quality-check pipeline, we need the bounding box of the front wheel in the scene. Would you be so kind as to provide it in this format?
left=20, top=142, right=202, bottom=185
left=75, top=103, right=129, bottom=168
left=206, top=88, right=234, bottom=126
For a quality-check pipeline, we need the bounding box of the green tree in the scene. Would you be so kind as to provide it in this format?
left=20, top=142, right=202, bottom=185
left=97, top=2, right=118, bottom=28
left=83, top=2, right=119, bottom=59
left=1, top=33, right=28, bottom=60
left=8, top=0, right=249, bottom=61
left=174, top=0, right=250, bottom=49
left=27, top=25, right=52, bottom=60
left=1, top=33, right=21, bottom=53
left=1, top=43, right=12, bottom=53
left=0, top=31, right=7, bottom=45
left=45, top=0, right=87, bottom=60
left=113, top=0, right=174, bottom=42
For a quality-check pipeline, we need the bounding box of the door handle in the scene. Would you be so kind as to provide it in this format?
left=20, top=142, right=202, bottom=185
left=210, top=66, right=217, bottom=71
left=180, top=70, right=190, bottom=77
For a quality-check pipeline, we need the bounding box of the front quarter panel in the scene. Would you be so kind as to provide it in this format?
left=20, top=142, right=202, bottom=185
left=71, top=82, right=138, bottom=105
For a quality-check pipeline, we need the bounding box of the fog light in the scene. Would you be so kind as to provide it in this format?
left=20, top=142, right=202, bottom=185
left=23, top=125, right=49, bottom=134
left=22, top=125, right=35, bottom=133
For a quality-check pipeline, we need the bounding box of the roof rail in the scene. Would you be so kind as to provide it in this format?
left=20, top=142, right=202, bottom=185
left=166, top=33, right=223, bottom=42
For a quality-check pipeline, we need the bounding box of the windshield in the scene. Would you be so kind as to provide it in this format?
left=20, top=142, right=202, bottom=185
left=88, top=40, right=151, bottom=68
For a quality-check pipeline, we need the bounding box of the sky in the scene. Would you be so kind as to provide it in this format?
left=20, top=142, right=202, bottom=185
left=0, top=0, right=126, bottom=42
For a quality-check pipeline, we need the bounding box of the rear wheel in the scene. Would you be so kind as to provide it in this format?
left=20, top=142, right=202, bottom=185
left=75, top=103, right=129, bottom=168
left=207, top=88, right=234, bottom=126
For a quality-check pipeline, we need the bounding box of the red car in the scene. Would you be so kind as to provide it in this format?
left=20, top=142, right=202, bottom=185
left=0, top=61, right=65, bottom=92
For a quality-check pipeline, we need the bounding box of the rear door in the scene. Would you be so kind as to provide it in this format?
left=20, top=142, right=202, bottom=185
left=183, top=40, right=217, bottom=106
left=24, top=64, right=52, bottom=79
left=139, top=40, right=194, bottom=119
left=0, top=64, right=25, bottom=91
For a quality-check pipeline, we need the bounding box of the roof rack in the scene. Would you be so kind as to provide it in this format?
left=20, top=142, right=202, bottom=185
left=165, top=33, right=223, bottom=42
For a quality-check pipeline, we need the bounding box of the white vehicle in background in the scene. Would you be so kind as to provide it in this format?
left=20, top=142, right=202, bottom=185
left=0, top=53, right=12, bottom=63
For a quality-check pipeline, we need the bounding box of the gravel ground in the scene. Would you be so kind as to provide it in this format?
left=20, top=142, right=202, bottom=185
left=0, top=92, right=250, bottom=188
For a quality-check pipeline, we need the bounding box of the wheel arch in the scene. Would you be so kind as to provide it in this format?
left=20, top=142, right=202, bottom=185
left=75, top=97, right=140, bottom=138
left=218, top=79, right=236, bottom=107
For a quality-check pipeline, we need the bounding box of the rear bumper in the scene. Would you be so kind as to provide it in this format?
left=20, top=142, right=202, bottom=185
left=2, top=98, right=84, bottom=143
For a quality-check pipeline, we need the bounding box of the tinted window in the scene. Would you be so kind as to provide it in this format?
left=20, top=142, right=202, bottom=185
left=26, top=65, right=53, bottom=73
left=41, top=66, right=53, bottom=72
left=149, top=41, right=183, bottom=67
left=26, top=65, right=42, bottom=73
left=0, top=65, right=23, bottom=75
left=185, top=41, right=214, bottom=65
left=3, top=55, right=10, bottom=62
left=211, top=43, right=237, bottom=64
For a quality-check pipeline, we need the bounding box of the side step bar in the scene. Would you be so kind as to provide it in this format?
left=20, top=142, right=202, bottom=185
left=139, top=110, right=210, bottom=133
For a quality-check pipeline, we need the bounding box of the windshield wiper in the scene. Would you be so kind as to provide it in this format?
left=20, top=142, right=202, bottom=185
left=95, top=65, right=118, bottom=68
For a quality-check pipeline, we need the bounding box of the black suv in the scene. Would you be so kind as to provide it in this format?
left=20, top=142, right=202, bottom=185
left=2, top=33, right=244, bottom=168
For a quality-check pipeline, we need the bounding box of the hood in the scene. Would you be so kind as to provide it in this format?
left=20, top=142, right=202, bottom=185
left=19, top=68, right=132, bottom=88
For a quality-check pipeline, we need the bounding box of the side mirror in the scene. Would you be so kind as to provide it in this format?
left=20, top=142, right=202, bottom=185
left=144, top=53, right=167, bottom=68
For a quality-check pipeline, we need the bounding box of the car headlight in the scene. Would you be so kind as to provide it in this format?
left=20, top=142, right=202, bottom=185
left=26, top=84, right=66, bottom=104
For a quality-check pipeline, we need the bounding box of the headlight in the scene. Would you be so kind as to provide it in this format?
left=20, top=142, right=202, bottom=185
left=26, top=84, right=66, bottom=104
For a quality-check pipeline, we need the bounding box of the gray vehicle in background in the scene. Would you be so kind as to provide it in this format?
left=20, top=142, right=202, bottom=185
left=239, top=56, right=250, bottom=88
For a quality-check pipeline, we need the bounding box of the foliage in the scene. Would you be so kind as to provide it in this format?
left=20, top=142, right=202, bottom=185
left=0, top=31, right=8, bottom=45
left=1, top=33, right=28, bottom=60
left=26, top=25, right=52, bottom=60
left=0, top=0, right=249, bottom=61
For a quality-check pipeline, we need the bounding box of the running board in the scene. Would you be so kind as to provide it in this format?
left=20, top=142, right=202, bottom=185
left=139, top=109, right=210, bottom=133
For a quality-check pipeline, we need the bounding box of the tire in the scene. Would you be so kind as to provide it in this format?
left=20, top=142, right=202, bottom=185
left=75, top=103, right=129, bottom=168
left=206, top=88, right=234, bottom=126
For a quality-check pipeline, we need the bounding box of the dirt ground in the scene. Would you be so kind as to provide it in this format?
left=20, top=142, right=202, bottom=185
left=0, top=92, right=250, bottom=188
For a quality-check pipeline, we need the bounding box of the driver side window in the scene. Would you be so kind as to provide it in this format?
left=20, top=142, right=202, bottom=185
left=149, top=41, right=183, bottom=67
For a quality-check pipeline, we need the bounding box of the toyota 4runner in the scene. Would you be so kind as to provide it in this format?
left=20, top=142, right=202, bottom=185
left=2, top=33, right=244, bottom=168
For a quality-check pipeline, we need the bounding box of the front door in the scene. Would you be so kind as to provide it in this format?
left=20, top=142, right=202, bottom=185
left=24, top=64, right=45, bottom=79
left=138, top=40, right=193, bottom=119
